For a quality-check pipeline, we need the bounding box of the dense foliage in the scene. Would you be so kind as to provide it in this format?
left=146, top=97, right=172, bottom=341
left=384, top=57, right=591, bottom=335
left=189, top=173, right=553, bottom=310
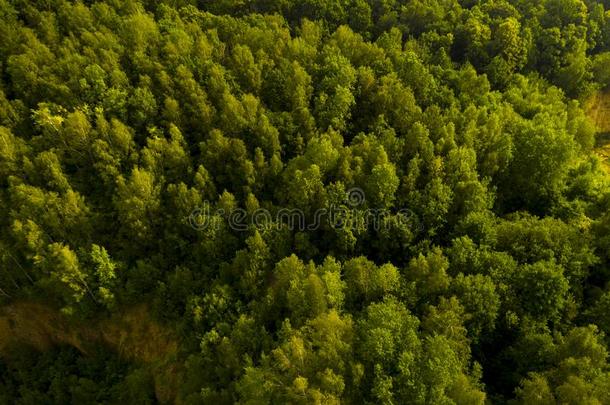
left=0, top=345, right=152, bottom=404
left=1, top=0, right=610, bottom=403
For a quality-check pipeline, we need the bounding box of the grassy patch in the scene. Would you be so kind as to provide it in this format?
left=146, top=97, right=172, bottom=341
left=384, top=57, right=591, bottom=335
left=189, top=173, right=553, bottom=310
left=585, top=91, right=610, bottom=172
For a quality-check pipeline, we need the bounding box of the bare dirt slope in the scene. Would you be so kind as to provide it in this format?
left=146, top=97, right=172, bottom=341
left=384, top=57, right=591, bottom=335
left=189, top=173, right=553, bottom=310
left=0, top=302, right=180, bottom=403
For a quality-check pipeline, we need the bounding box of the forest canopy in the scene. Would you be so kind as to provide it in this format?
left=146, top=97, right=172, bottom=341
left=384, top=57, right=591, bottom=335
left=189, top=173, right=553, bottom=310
left=1, top=0, right=610, bottom=403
